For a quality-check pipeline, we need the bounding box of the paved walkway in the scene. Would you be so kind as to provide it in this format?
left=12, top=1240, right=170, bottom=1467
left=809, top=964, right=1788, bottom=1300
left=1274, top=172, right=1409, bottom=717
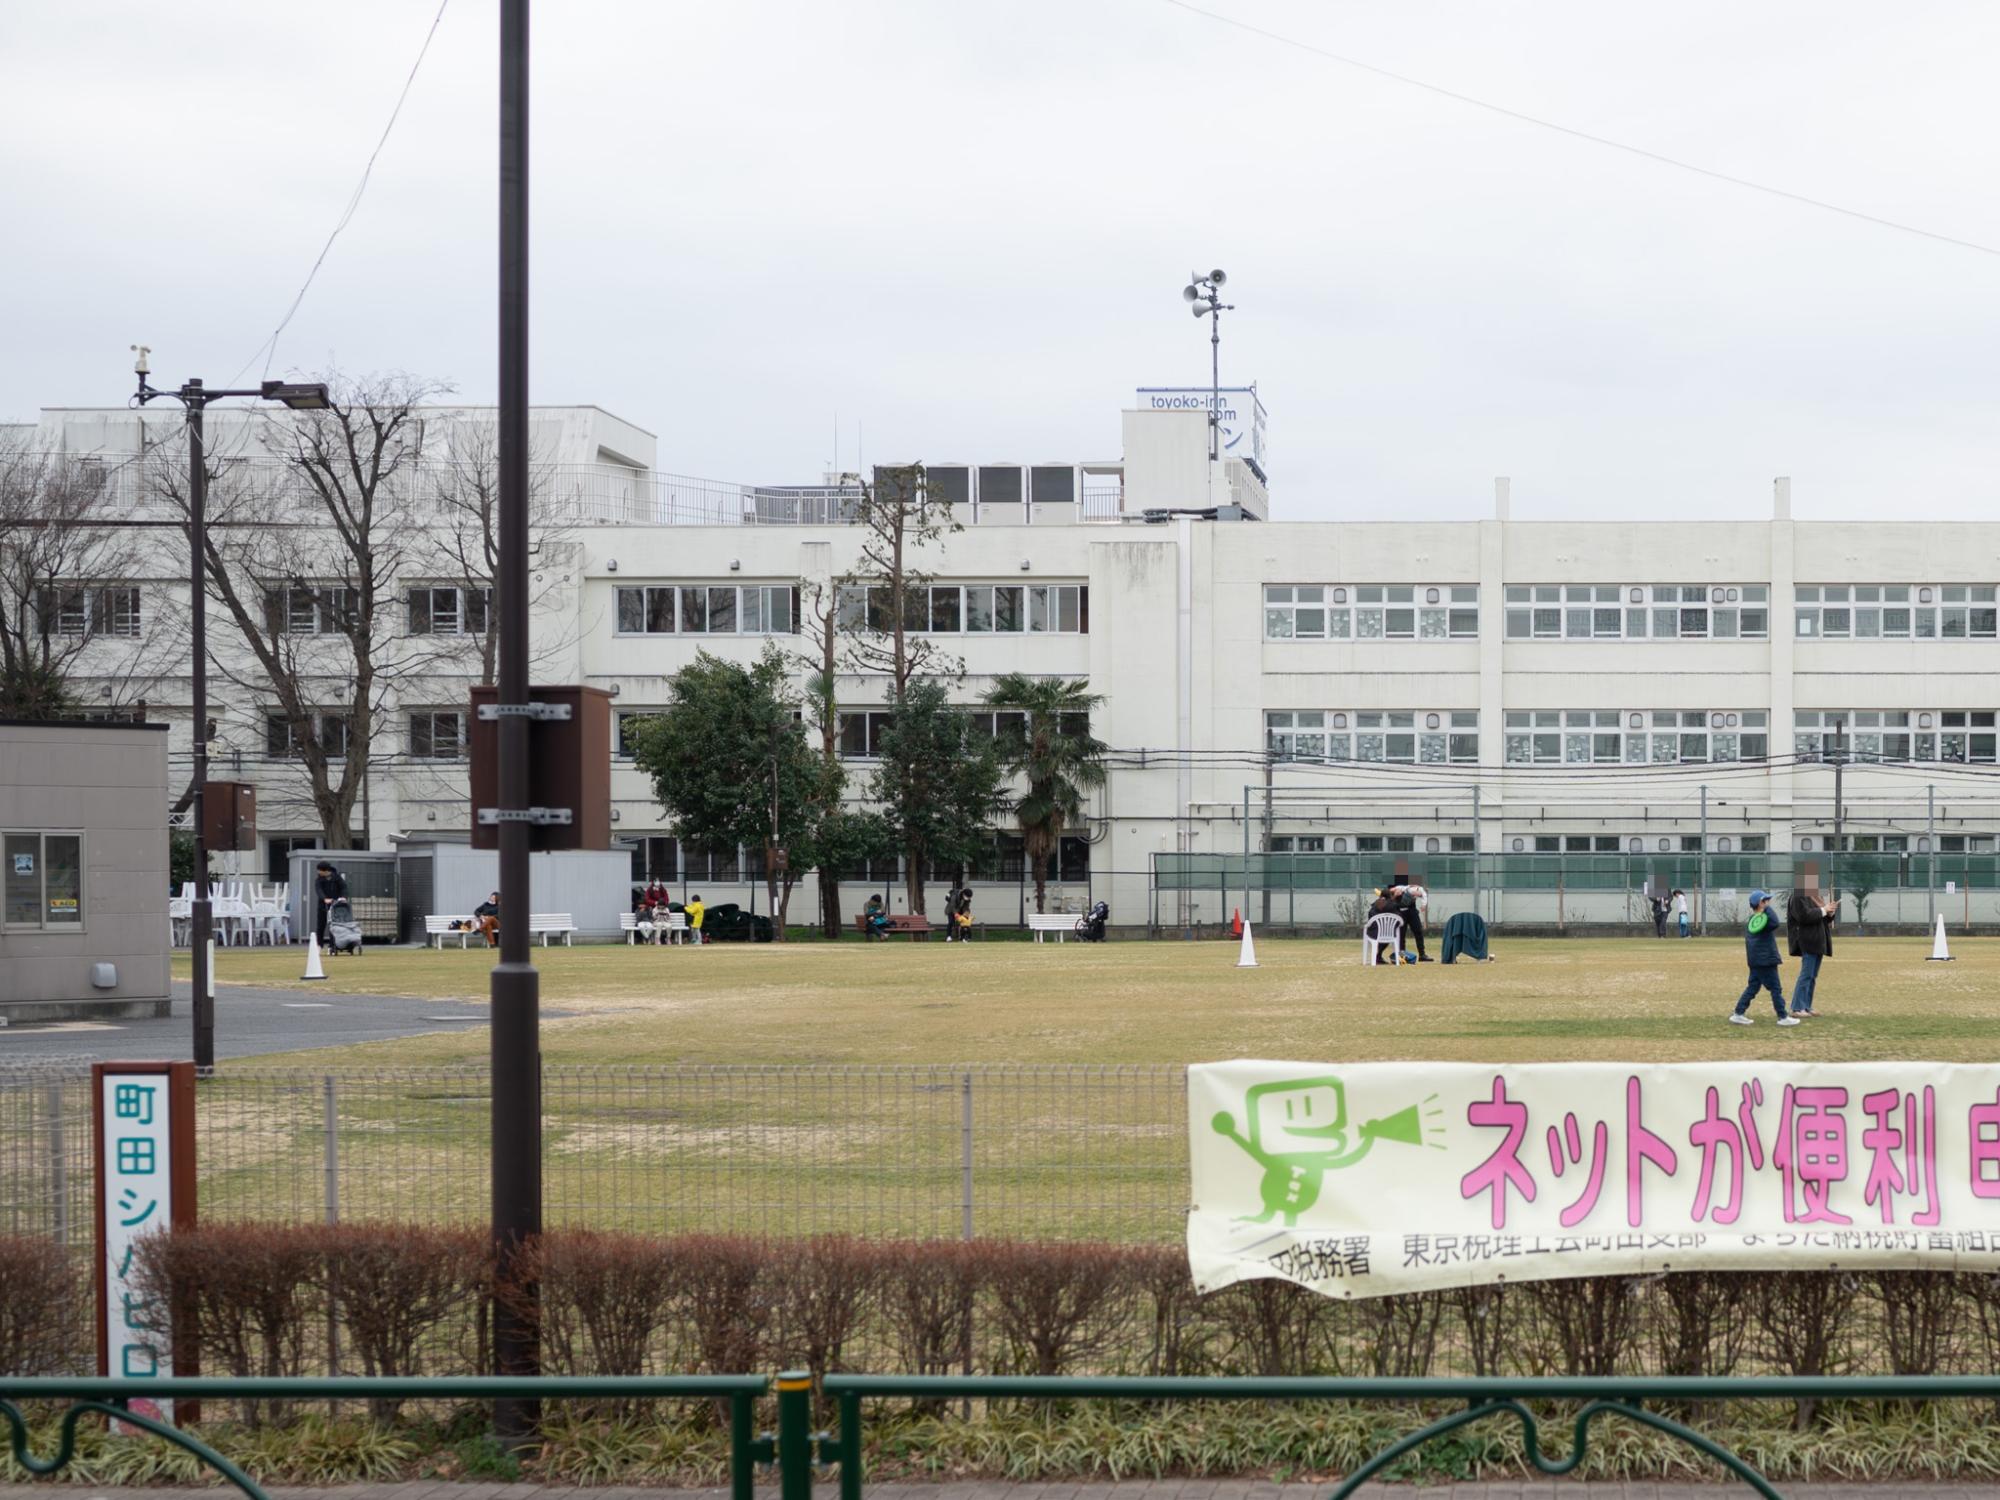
left=0, top=982, right=577, bottom=1062
left=12, top=1482, right=2000, bottom=1498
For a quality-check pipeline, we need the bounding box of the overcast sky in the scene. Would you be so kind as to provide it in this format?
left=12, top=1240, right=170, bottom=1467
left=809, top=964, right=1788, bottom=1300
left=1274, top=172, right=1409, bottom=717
left=6, top=1, right=2000, bottom=521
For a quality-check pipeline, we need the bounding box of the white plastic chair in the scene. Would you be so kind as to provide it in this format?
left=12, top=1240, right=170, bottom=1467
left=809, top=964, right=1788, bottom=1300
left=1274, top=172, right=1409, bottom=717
left=168, top=896, right=192, bottom=949
left=1362, top=911, right=1405, bottom=966
left=211, top=893, right=254, bottom=947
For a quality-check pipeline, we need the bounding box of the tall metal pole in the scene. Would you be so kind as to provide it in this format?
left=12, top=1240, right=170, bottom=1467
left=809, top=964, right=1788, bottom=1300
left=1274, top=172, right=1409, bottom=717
left=1927, top=783, right=1937, bottom=930
left=1697, top=784, right=1708, bottom=937
left=490, top=0, right=542, bottom=1445
left=1208, top=307, right=1221, bottom=463
left=1829, top=718, right=1846, bottom=914
left=1471, top=783, right=1482, bottom=922
left=1260, top=753, right=1273, bottom=927
left=186, top=386, right=215, bottom=1072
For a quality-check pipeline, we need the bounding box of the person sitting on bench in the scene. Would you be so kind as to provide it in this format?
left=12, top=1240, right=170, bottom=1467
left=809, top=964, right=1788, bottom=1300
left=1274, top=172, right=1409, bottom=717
left=473, top=892, right=501, bottom=948
left=863, top=893, right=891, bottom=939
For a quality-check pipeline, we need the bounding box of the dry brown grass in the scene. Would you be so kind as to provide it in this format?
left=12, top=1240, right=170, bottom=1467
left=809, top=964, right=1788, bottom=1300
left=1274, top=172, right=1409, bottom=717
left=178, top=934, right=2000, bottom=1068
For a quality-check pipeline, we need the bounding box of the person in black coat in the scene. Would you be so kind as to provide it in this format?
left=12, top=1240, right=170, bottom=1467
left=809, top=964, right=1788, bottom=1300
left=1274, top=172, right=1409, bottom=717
left=1786, top=882, right=1837, bottom=1017
left=1395, top=884, right=1430, bottom=961
left=313, top=861, right=346, bottom=943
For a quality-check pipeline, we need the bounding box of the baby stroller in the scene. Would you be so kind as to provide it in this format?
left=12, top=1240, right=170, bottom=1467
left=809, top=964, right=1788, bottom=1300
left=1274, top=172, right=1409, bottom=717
left=324, top=896, right=364, bottom=956
left=1075, top=900, right=1109, bottom=942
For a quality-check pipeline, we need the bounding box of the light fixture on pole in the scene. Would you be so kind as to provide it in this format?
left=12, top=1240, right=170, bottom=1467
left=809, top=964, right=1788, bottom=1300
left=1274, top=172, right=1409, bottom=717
left=1181, top=268, right=1234, bottom=463
left=131, top=351, right=330, bottom=1073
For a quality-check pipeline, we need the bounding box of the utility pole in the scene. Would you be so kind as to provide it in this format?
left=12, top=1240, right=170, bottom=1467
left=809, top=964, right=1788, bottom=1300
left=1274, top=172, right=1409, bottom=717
left=1927, top=783, right=1937, bottom=930
left=489, top=0, right=542, bottom=1446
left=1828, top=718, right=1848, bottom=915
left=1260, top=752, right=1273, bottom=927
left=1698, top=784, right=1708, bottom=936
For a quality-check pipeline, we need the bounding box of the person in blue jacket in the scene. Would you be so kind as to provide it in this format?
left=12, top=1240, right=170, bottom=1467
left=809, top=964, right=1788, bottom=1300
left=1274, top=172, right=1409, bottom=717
left=1729, top=890, right=1801, bottom=1027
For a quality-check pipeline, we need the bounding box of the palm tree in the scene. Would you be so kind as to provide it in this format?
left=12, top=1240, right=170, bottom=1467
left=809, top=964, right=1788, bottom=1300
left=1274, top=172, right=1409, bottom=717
left=983, top=673, right=1108, bottom=914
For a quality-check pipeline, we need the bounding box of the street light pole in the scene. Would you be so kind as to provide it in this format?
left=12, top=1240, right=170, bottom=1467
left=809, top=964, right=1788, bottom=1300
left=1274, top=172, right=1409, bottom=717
left=489, top=0, right=543, bottom=1448
left=133, top=353, right=330, bottom=1072
left=186, top=385, right=212, bottom=1069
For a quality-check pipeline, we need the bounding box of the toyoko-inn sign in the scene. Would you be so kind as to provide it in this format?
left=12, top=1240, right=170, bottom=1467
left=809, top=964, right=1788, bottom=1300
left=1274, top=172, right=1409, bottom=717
left=1134, top=385, right=1267, bottom=470
left=1189, top=1060, right=2000, bottom=1299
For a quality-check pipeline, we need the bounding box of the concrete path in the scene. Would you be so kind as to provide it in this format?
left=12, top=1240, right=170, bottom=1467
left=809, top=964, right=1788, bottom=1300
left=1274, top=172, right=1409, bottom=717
left=0, top=980, right=554, bottom=1063
left=9, top=1481, right=2000, bottom=1498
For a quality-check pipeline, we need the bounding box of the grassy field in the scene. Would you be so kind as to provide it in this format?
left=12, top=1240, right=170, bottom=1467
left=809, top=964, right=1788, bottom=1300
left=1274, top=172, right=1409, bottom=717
left=142, top=936, right=2000, bottom=1239
left=179, top=934, right=2000, bottom=1068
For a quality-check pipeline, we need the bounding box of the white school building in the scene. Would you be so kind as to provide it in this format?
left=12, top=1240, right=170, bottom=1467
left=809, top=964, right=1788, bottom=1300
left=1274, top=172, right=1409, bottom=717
left=10, top=392, right=2000, bottom=934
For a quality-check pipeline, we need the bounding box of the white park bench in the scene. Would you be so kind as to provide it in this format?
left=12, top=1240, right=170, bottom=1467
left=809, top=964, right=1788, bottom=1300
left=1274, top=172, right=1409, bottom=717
left=1026, top=912, right=1079, bottom=943
left=528, top=913, right=577, bottom=946
left=620, top=910, right=690, bottom=945
left=425, top=915, right=479, bottom=949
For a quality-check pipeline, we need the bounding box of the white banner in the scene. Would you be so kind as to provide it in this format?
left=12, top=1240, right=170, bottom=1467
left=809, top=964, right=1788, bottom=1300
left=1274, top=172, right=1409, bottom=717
left=1189, top=1060, right=2000, bottom=1299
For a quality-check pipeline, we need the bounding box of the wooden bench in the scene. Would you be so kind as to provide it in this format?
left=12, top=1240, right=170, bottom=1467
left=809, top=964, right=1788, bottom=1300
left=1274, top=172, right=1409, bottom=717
left=425, top=914, right=479, bottom=949
left=1027, top=912, right=1080, bottom=943
left=528, top=912, right=577, bottom=946
left=854, top=912, right=933, bottom=940
left=621, top=910, right=690, bottom=944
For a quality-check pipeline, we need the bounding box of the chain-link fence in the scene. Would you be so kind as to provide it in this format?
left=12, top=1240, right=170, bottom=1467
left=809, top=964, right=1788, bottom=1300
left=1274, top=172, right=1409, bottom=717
left=0, top=1063, right=1188, bottom=1253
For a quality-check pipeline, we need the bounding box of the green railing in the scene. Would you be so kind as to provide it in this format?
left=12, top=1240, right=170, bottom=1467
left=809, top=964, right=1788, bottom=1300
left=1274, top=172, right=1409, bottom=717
left=0, top=1375, right=767, bottom=1500
left=14, top=1370, right=2000, bottom=1499
left=808, top=1372, right=2000, bottom=1500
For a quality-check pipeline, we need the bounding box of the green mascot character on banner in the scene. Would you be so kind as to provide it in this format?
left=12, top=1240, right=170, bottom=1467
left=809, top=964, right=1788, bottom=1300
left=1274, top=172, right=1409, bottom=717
left=1211, top=1076, right=1438, bottom=1226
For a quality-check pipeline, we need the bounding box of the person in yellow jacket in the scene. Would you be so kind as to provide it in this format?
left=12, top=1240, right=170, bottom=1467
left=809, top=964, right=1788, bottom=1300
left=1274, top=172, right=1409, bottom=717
left=687, top=894, right=706, bottom=944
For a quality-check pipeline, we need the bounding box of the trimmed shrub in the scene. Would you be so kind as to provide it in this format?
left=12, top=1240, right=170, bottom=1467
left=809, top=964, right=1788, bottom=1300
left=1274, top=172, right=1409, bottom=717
left=323, top=1224, right=486, bottom=1423
left=133, top=1224, right=323, bottom=1425
left=978, top=1240, right=1133, bottom=1377
left=0, top=1234, right=85, bottom=1376
left=769, top=1235, right=888, bottom=1403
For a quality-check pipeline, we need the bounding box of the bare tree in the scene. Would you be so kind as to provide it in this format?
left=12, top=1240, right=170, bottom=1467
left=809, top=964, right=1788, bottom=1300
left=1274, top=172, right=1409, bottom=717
left=418, top=421, right=577, bottom=686
left=0, top=438, right=180, bottom=719
left=800, top=583, right=846, bottom=937
left=837, top=464, right=961, bottom=694
left=156, top=373, right=453, bottom=849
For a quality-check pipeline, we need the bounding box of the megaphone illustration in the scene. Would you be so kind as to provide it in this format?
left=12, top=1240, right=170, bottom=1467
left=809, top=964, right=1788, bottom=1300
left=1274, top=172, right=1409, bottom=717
left=1360, top=1104, right=1425, bottom=1148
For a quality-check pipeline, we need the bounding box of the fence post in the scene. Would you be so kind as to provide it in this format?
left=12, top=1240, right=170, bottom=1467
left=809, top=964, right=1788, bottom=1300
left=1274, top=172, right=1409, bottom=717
left=960, top=1070, right=974, bottom=1241
left=324, top=1074, right=341, bottom=1389
left=776, top=1371, right=813, bottom=1500
left=46, top=1082, right=67, bottom=1248
left=324, top=1075, right=339, bottom=1224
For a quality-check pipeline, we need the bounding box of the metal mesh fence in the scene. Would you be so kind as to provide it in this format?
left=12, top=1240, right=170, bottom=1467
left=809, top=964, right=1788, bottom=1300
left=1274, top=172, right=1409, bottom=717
left=0, top=1064, right=1189, bottom=1247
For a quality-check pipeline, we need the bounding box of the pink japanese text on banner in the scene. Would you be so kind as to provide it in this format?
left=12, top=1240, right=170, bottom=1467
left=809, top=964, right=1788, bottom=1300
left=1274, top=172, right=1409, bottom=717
left=1188, top=1060, right=2000, bottom=1299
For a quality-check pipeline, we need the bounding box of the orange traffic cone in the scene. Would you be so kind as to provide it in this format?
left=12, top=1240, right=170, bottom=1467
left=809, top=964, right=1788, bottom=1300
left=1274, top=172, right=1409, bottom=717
left=1230, top=908, right=1244, bottom=939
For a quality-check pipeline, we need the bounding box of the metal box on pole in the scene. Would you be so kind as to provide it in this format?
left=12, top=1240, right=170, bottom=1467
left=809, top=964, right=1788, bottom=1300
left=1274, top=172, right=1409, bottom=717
left=468, top=685, right=613, bottom=851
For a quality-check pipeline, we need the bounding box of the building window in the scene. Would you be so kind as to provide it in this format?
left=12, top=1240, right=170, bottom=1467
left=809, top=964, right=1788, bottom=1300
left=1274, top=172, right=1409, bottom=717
left=1266, top=584, right=1475, bottom=641
left=409, top=710, right=466, bottom=760
left=1795, top=708, right=1991, bottom=763
left=1797, top=584, right=1998, bottom=641
left=1267, top=710, right=1476, bottom=764
left=265, top=712, right=352, bottom=759
left=836, top=709, right=895, bottom=759
left=614, top=584, right=800, bottom=636
left=408, top=586, right=492, bottom=636
left=627, top=834, right=682, bottom=885
left=263, top=585, right=358, bottom=636
left=1503, top=709, right=1764, bottom=764
left=38, top=586, right=142, bottom=639
left=858, top=583, right=1089, bottom=635
left=1504, top=584, right=1766, bottom=640
left=3, top=831, right=83, bottom=929
left=614, top=711, right=662, bottom=758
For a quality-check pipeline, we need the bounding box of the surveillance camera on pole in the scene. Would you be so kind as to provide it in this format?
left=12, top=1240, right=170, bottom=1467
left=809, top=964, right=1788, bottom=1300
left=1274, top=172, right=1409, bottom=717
left=1179, top=269, right=1236, bottom=462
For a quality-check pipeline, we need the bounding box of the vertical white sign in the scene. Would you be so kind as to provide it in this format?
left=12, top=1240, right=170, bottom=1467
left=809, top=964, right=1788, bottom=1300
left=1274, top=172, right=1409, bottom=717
left=100, top=1070, right=175, bottom=1422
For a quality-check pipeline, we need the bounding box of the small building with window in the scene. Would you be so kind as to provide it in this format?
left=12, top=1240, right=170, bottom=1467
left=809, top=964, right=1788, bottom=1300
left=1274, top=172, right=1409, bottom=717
left=0, top=720, right=169, bottom=1019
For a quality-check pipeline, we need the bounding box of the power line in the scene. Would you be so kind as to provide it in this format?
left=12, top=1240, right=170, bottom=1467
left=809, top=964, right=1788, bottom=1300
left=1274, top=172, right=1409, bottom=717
left=229, top=0, right=453, bottom=387
left=1155, top=0, right=2000, bottom=262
